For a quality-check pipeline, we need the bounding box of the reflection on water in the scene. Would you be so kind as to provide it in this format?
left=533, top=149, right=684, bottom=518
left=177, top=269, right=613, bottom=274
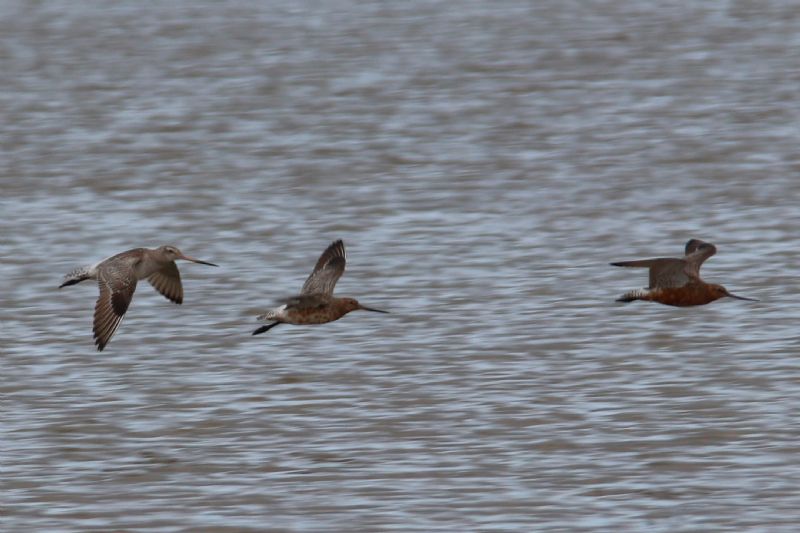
left=2, top=0, right=800, bottom=530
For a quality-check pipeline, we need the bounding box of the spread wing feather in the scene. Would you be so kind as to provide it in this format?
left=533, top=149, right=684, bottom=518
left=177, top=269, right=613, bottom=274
left=147, top=262, right=184, bottom=304
left=301, top=240, right=346, bottom=295
left=683, top=240, right=717, bottom=280
left=93, top=264, right=137, bottom=351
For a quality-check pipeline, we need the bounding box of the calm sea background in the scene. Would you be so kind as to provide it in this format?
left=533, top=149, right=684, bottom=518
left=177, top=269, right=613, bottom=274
left=2, top=1, right=799, bottom=531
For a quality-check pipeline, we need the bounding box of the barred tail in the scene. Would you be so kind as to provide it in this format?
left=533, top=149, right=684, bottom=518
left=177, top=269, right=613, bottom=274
left=256, top=311, right=276, bottom=321
left=616, top=288, right=651, bottom=303
left=59, top=266, right=94, bottom=288
left=254, top=305, right=285, bottom=335
left=257, top=304, right=287, bottom=322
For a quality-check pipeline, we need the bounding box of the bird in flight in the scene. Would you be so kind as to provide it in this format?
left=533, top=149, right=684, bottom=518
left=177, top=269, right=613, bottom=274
left=253, top=239, right=387, bottom=335
left=611, top=239, right=756, bottom=306
left=60, top=245, right=217, bottom=350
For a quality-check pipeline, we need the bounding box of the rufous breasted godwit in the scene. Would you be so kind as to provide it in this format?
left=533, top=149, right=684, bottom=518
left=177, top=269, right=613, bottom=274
left=252, top=239, right=387, bottom=335
left=60, top=245, right=217, bottom=350
left=611, top=239, right=757, bottom=306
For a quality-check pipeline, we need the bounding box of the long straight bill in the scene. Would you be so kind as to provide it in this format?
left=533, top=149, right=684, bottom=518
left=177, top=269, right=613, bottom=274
left=727, top=292, right=758, bottom=301
left=360, top=304, right=389, bottom=313
left=180, top=254, right=218, bottom=267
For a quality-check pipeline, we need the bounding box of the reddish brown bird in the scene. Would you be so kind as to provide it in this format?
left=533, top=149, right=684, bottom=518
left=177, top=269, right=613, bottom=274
left=60, top=245, right=217, bottom=350
left=611, top=239, right=757, bottom=306
left=253, top=239, right=387, bottom=335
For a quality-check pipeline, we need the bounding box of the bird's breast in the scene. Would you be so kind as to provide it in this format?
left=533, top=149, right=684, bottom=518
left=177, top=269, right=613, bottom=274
left=284, top=305, right=349, bottom=325
left=651, top=285, right=724, bottom=306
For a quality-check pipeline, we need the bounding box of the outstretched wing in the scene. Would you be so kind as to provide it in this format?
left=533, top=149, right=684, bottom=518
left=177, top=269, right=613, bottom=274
left=147, top=261, right=184, bottom=304
left=94, top=264, right=138, bottom=351
left=648, top=258, right=692, bottom=289
left=301, top=240, right=346, bottom=295
left=683, top=240, right=717, bottom=280
left=612, top=257, right=690, bottom=289
left=613, top=239, right=718, bottom=290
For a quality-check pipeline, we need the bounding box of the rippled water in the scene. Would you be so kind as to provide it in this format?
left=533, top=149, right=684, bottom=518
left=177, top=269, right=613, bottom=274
left=2, top=1, right=800, bottom=531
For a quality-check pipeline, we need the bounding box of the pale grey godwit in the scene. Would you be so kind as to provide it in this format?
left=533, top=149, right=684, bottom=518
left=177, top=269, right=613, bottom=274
left=611, top=239, right=757, bottom=306
left=60, top=245, right=217, bottom=350
left=253, top=239, right=387, bottom=335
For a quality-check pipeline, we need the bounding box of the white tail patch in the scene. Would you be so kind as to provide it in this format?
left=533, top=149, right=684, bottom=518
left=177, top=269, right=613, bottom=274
left=257, top=304, right=287, bottom=321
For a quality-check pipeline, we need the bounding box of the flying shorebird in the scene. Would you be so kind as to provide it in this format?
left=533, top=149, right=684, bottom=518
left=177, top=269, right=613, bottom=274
left=60, top=245, right=217, bottom=350
left=253, top=239, right=387, bottom=335
left=610, top=238, right=757, bottom=306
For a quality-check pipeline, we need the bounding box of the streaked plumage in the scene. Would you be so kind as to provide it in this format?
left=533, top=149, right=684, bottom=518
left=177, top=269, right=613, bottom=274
left=610, top=239, right=756, bottom=306
left=253, top=239, right=387, bottom=335
left=60, top=245, right=217, bottom=350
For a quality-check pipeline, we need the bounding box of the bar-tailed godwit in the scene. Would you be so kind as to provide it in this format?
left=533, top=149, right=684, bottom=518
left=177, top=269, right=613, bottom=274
left=60, top=245, right=217, bottom=350
left=253, top=239, right=387, bottom=335
left=611, top=239, right=756, bottom=306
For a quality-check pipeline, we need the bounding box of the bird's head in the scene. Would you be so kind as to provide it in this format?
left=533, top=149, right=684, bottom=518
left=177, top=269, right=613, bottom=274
left=159, top=245, right=218, bottom=266
left=340, top=297, right=388, bottom=315
left=710, top=283, right=757, bottom=302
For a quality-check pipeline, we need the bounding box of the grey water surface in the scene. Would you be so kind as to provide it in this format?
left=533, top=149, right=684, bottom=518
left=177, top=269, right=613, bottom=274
left=2, top=1, right=799, bottom=531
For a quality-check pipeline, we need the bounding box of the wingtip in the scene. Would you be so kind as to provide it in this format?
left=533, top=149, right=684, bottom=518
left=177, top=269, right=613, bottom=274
left=333, top=239, right=346, bottom=256
left=329, top=239, right=346, bottom=255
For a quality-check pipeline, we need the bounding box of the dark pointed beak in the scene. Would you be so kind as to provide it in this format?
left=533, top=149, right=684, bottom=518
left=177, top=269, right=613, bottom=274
left=726, top=291, right=758, bottom=302
left=179, top=254, right=218, bottom=267
left=359, top=304, right=388, bottom=313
